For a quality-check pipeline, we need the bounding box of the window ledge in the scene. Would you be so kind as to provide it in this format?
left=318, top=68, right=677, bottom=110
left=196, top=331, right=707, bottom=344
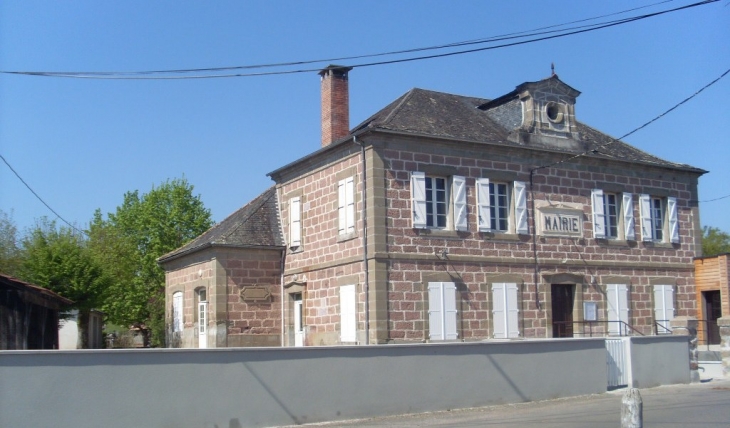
left=642, top=241, right=678, bottom=249
left=595, top=239, right=633, bottom=247
left=414, top=229, right=462, bottom=239
left=481, top=232, right=521, bottom=242
left=288, top=246, right=303, bottom=254
left=336, top=232, right=358, bottom=243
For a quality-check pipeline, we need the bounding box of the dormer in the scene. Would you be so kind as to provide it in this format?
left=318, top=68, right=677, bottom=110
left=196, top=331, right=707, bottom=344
left=479, top=73, right=582, bottom=149
left=517, top=75, right=580, bottom=139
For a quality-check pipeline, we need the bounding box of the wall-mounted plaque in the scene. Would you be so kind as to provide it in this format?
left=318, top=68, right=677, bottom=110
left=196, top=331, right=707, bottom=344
left=584, top=302, right=597, bottom=321
left=537, top=207, right=584, bottom=238
left=240, top=285, right=271, bottom=302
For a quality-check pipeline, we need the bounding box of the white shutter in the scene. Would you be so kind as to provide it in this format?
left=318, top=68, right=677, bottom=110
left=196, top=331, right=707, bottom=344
left=443, top=282, right=458, bottom=340
left=452, top=176, right=467, bottom=231
left=476, top=178, right=491, bottom=232
left=345, top=177, right=355, bottom=234
left=338, top=179, right=346, bottom=235
left=639, top=194, right=652, bottom=242
left=340, top=285, right=357, bottom=342
left=607, top=284, right=629, bottom=336
left=514, top=181, right=528, bottom=235
left=428, top=282, right=443, bottom=340
left=667, top=197, right=679, bottom=243
left=411, top=172, right=427, bottom=229
left=506, top=283, right=520, bottom=338
left=653, top=285, right=675, bottom=325
left=622, top=193, right=635, bottom=241
left=591, top=189, right=606, bottom=239
left=492, top=283, right=506, bottom=338
left=290, top=197, right=301, bottom=247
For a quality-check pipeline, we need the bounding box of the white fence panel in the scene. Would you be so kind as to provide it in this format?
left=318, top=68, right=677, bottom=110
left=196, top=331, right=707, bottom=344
left=606, top=338, right=629, bottom=388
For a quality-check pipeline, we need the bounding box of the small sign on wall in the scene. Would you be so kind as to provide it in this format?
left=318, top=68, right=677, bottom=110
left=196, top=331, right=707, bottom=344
left=537, top=206, right=584, bottom=238
left=240, top=285, right=271, bottom=302
left=584, top=302, right=597, bottom=321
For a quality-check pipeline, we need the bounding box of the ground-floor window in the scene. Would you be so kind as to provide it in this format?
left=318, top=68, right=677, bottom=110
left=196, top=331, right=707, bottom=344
left=492, top=283, right=520, bottom=338
left=606, top=284, right=629, bottom=336
left=653, top=285, right=675, bottom=334
left=428, top=282, right=457, bottom=340
left=340, top=285, right=357, bottom=343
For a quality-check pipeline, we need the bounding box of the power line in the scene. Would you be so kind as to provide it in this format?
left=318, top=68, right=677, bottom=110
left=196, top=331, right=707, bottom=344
left=0, top=0, right=716, bottom=80
left=0, top=153, right=87, bottom=236
left=530, top=66, right=730, bottom=174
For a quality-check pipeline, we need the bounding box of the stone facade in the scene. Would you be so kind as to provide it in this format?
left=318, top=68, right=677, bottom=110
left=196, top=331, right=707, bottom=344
left=163, top=245, right=282, bottom=348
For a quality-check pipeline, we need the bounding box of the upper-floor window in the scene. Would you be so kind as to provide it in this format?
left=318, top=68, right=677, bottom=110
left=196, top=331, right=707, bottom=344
left=426, top=176, right=448, bottom=228
left=476, top=178, right=528, bottom=234
left=490, top=182, right=509, bottom=231
left=639, top=194, right=678, bottom=243
left=338, top=177, right=355, bottom=237
left=591, top=189, right=636, bottom=241
left=411, top=172, right=467, bottom=231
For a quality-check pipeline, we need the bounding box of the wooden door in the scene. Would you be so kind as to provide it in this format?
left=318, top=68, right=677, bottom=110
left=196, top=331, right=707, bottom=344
left=552, top=284, right=574, bottom=338
left=704, top=291, right=721, bottom=345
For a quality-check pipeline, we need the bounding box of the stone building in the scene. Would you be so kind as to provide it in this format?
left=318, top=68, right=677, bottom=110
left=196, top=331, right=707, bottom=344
left=160, top=66, right=705, bottom=348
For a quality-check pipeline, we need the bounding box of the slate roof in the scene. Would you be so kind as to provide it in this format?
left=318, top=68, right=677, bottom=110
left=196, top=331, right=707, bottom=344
left=158, top=186, right=284, bottom=263
left=352, top=87, right=705, bottom=172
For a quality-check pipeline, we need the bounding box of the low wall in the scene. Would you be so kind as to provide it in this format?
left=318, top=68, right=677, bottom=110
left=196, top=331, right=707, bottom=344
left=629, top=335, right=690, bottom=388
left=1, top=339, right=606, bottom=428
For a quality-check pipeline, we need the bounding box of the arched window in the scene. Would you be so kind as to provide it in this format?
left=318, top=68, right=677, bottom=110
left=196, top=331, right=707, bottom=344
left=172, top=292, right=183, bottom=333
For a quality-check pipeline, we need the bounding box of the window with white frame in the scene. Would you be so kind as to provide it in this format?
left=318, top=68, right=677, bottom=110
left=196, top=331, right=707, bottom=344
left=591, top=190, right=636, bottom=240
left=172, top=291, right=183, bottom=333
left=639, top=194, right=678, bottom=243
left=476, top=179, right=528, bottom=234
left=411, top=172, right=467, bottom=231
left=339, top=284, right=357, bottom=342
left=289, top=197, right=301, bottom=248
left=428, top=282, right=458, bottom=340
left=338, top=177, right=355, bottom=237
left=492, top=283, right=520, bottom=338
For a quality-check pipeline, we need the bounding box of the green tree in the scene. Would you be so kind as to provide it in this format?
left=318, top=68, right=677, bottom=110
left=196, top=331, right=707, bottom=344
left=89, top=178, right=212, bottom=346
left=18, top=218, right=109, bottom=348
left=701, top=226, right=730, bottom=257
left=0, top=209, right=22, bottom=276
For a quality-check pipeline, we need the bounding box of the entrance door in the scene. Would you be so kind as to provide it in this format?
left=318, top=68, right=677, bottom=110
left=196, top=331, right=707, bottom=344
left=552, top=284, right=574, bottom=338
left=198, top=301, right=208, bottom=348
left=293, top=293, right=304, bottom=347
left=704, top=290, right=722, bottom=345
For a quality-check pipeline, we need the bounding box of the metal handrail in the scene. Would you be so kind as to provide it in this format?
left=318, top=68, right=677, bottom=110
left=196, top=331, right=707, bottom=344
left=552, top=320, right=645, bottom=338
left=654, top=320, right=672, bottom=335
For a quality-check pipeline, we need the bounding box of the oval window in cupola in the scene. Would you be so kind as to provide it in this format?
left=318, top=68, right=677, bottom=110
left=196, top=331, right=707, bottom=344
left=545, top=102, right=564, bottom=124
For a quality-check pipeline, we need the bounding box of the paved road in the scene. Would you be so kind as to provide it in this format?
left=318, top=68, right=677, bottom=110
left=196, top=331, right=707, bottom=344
left=281, top=379, right=730, bottom=427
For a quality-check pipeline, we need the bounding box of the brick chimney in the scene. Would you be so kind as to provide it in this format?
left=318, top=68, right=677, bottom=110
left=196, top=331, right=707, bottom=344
left=319, top=65, right=353, bottom=147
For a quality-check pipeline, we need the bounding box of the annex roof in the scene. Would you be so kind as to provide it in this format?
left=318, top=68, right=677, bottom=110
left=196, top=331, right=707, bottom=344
left=158, top=186, right=284, bottom=264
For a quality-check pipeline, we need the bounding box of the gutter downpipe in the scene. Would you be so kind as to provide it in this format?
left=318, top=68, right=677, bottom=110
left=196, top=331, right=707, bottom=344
left=276, top=186, right=287, bottom=347
left=529, top=169, right=542, bottom=310
left=353, top=135, right=370, bottom=345
left=280, top=248, right=286, bottom=347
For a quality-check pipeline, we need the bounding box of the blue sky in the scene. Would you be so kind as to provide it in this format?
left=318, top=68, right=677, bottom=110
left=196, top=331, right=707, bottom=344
left=1, top=1, right=728, bottom=236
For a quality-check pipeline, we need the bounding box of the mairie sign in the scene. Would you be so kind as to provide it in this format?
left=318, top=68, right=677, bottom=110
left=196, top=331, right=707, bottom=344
left=538, top=208, right=583, bottom=238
